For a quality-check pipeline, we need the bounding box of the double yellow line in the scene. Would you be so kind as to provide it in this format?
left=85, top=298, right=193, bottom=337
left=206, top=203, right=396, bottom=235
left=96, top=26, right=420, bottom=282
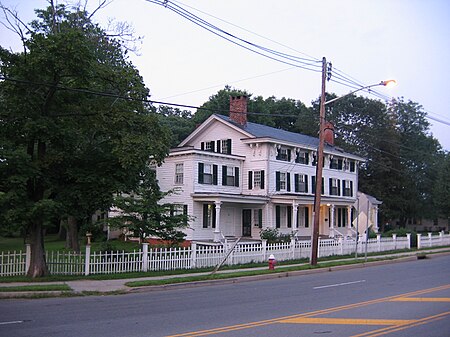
left=166, top=284, right=450, bottom=337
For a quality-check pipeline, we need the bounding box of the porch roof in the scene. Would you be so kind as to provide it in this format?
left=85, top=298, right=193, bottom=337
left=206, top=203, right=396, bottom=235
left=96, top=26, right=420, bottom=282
left=191, top=192, right=268, bottom=204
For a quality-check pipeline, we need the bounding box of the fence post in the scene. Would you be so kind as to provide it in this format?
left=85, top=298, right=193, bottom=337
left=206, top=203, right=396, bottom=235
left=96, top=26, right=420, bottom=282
left=338, top=237, right=343, bottom=255
left=439, top=231, right=443, bottom=245
left=262, top=239, right=267, bottom=261
left=406, top=233, right=411, bottom=249
left=428, top=232, right=433, bottom=247
left=84, top=244, right=91, bottom=276
left=392, top=234, right=397, bottom=250
left=142, top=243, right=149, bottom=272
left=25, top=244, right=31, bottom=274
left=417, top=233, right=422, bottom=249
left=376, top=234, right=381, bottom=252
left=291, top=237, right=296, bottom=259
left=191, top=242, right=197, bottom=269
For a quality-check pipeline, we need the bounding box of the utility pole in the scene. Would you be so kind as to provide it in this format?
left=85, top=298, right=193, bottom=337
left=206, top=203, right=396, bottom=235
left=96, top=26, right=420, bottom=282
left=310, top=56, right=327, bottom=266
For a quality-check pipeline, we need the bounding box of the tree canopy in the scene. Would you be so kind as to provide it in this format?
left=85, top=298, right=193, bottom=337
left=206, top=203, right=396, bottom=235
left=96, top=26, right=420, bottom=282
left=0, top=3, right=171, bottom=277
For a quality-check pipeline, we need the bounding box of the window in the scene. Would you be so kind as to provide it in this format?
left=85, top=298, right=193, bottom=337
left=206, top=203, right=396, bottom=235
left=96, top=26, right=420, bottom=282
left=276, top=147, right=291, bottom=161
left=201, top=141, right=215, bottom=152
left=312, top=176, right=324, bottom=195
left=297, top=206, right=309, bottom=228
left=198, top=163, right=218, bottom=185
left=222, top=166, right=239, bottom=187
left=329, top=178, right=341, bottom=196
left=295, top=150, right=309, bottom=165
left=345, top=160, right=356, bottom=172
left=248, top=170, right=265, bottom=189
left=219, top=139, right=232, bottom=154
left=330, top=157, right=343, bottom=170
left=342, top=180, right=353, bottom=197
left=253, top=209, right=263, bottom=228
left=203, top=204, right=216, bottom=228
left=276, top=171, right=290, bottom=191
left=170, top=204, right=188, bottom=225
left=294, top=174, right=308, bottom=193
left=175, top=163, right=183, bottom=184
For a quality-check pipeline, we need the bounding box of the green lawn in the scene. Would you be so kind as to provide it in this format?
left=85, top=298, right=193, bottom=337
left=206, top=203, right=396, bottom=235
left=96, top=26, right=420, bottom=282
left=0, top=235, right=142, bottom=253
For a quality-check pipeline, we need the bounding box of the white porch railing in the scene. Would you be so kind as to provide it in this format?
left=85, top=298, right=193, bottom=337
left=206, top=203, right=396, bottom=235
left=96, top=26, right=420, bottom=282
left=0, top=233, right=427, bottom=277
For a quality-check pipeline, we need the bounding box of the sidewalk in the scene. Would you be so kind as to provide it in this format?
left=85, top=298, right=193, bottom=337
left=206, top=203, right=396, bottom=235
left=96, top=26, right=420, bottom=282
left=1, top=248, right=449, bottom=298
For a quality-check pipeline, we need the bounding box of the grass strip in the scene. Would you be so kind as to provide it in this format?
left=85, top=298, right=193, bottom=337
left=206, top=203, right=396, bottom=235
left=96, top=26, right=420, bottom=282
left=0, top=284, right=71, bottom=292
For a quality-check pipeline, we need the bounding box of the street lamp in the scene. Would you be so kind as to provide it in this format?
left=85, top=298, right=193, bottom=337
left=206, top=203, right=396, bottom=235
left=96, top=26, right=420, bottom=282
left=310, top=57, right=396, bottom=266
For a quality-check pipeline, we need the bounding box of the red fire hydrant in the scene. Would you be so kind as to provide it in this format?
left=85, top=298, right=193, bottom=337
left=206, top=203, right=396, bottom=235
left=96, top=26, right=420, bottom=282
left=268, top=254, right=276, bottom=270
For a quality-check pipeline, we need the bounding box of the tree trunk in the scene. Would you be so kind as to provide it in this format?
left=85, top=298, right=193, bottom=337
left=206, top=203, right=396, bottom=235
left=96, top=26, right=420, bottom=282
left=58, top=219, right=67, bottom=240
left=67, top=215, right=80, bottom=252
left=27, top=221, right=49, bottom=278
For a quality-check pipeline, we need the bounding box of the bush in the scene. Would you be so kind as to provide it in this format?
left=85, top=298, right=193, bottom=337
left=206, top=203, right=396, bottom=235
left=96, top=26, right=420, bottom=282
left=260, top=228, right=293, bottom=243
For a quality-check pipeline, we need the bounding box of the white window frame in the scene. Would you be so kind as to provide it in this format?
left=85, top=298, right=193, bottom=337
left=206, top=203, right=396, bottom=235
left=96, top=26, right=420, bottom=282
left=175, top=163, right=184, bottom=184
left=296, top=174, right=307, bottom=193
left=279, top=172, right=287, bottom=190
left=253, top=171, right=262, bottom=188
left=221, top=139, right=229, bottom=154
left=226, top=166, right=235, bottom=186
left=330, top=178, right=339, bottom=196
left=203, top=164, right=213, bottom=184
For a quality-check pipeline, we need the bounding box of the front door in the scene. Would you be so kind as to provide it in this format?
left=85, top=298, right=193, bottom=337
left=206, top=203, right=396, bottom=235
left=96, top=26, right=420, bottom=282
left=242, top=209, right=252, bottom=237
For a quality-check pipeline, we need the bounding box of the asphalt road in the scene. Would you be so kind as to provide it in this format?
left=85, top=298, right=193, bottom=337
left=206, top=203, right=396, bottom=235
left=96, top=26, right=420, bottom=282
left=1, top=255, right=449, bottom=337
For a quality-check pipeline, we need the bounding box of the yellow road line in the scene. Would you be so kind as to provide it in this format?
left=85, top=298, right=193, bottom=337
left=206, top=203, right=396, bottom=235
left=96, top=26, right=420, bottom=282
left=279, top=318, right=415, bottom=326
left=350, top=310, right=450, bottom=337
left=390, top=297, right=450, bottom=302
left=165, top=284, right=450, bottom=337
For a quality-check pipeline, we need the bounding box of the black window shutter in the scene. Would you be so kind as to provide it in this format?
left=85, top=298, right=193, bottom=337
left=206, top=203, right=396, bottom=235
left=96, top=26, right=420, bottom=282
left=305, top=153, right=309, bottom=165
left=287, top=172, right=291, bottom=192
left=322, top=177, right=324, bottom=194
left=222, top=165, right=227, bottom=186
left=350, top=181, right=353, bottom=197
left=305, top=175, right=308, bottom=193
left=201, top=142, right=205, bottom=150
left=235, top=167, right=239, bottom=187
left=202, top=204, right=208, bottom=228
left=212, top=205, right=216, bottom=228
left=248, top=171, right=253, bottom=190
left=183, top=205, right=188, bottom=225
left=213, top=165, right=218, bottom=185
left=217, top=140, right=221, bottom=153
left=338, top=159, right=343, bottom=170
left=329, top=178, right=332, bottom=195
left=258, top=209, right=263, bottom=228
left=305, top=207, right=309, bottom=228
left=287, top=206, right=292, bottom=228
left=198, top=163, right=204, bottom=184
left=342, top=180, right=345, bottom=196
left=169, top=205, right=174, bottom=217
left=210, top=141, right=215, bottom=152
left=276, top=206, right=281, bottom=228
left=276, top=171, right=281, bottom=191
left=260, top=170, right=265, bottom=189
left=287, top=149, right=291, bottom=162
left=338, top=179, right=341, bottom=196
left=227, top=139, right=232, bottom=154
left=312, top=176, right=316, bottom=191
left=294, top=174, right=299, bottom=192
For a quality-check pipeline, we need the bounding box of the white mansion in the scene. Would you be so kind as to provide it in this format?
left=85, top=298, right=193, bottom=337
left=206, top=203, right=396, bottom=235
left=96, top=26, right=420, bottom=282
left=156, top=96, right=380, bottom=243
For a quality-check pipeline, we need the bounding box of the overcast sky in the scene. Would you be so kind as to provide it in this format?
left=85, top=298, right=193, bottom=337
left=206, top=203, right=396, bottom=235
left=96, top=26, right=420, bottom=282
left=2, top=0, right=450, bottom=150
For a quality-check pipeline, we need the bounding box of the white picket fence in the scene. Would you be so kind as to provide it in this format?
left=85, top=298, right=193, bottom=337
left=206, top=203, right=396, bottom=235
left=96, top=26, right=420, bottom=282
left=0, top=233, right=426, bottom=277
left=417, top=232, right=450, bottom=249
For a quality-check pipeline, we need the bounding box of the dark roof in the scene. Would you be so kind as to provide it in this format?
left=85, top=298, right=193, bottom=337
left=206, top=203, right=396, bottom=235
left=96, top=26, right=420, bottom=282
left=215, top=114, right=363, bottom=159
left=216, top=114, right=318, bottom=146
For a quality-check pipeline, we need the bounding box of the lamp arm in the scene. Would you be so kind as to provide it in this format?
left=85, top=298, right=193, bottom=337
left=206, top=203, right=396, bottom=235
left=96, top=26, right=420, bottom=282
left=324, top=82, right=384, bottom=105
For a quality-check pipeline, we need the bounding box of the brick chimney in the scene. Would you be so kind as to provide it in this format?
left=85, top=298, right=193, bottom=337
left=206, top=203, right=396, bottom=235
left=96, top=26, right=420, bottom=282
left=229, top=96, right=248, bottom=126
left=324, top=121, right=335, bottom=146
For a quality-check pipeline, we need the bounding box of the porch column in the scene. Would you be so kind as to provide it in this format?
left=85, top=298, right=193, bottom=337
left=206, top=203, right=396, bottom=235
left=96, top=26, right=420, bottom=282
left=213, top=201, right=222, bottom=242
left=373, top=206, right=379, bottom=233
left=330, top=205, right=335, bottom=237
left=346, top=205, right=353, bottom=237
left=292, top=201, right=298, bottom=232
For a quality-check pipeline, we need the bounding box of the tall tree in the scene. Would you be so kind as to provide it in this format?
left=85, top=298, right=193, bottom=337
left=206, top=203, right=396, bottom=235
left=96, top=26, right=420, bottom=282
left=0, top=3, right=170, bottom=276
